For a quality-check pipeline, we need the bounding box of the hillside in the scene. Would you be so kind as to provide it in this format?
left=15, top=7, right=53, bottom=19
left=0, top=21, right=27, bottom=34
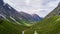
left=0, top=0, right=42, bottom=25
left=0, top=0, right=60, bottom=34
left=45, top=2, right=60, bottom=18
left=0, top=18, right=30, bottom=34
left=0, top=11, right=60, bottom=34
left=0, top=16, right=60, bottom=34
left=24, top=16, right=60, bottom=34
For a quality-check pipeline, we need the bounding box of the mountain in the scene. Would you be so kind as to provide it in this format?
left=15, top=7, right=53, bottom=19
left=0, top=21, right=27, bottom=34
left=0, top=0, right=43, bottom=34
left=0, top=18, right=30, bottom=34
left=0, top=0, right=42, bottom=25
left=32, top=14, right=42, bottom=21
left=24, top=16, right=60, bottom=34
left=19, top=12, right=35, bottom=21
left=0, top=1, right=60, bottom=34
left=24, top=3, right=60, bottom=34
left=19, top=12, right=42, bottom=22
left=45, top=2, right=60, bottom=18
left=0, top=15, right=60, bottom=34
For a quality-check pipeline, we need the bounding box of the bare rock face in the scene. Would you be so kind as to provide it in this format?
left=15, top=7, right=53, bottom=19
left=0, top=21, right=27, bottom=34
left=0, top=0, right=4, bottom=7
left=58, top=2, right=60, bottom=7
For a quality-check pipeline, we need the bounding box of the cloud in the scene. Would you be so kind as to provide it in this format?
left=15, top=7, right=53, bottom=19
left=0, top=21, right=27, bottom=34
left=25, top=0, right=30, bottom=5
left=4, top=0, right=60, bottom=17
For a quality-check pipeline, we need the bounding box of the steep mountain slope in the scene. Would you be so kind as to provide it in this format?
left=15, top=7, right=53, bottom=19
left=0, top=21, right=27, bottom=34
left=24, top=16, right=60, bottom=34
left=45, top=2, right=60, bottom=18
left=0, top=16, right=60, bottom=34
left=0, top=0, right=60, bottom=34
left=0, top=0, right=4, bottom=7
left=32, top=14, right=42, bottom=21
left=0, top=18, right=30, bottom=34
left=0, top=0, right=42, bottom=25
left=19, top=12, right=42, bottom=22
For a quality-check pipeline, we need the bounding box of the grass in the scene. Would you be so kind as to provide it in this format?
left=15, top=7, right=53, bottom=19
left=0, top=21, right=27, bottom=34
left=0, top=19, right=30, bottom=34
left=0, top=16, right=60, bottom=34
left=24, top=16, right=60, bottom=34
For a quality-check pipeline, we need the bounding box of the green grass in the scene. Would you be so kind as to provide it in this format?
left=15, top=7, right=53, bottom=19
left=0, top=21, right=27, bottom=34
left=0, top=19, right=30, bottom=34
left=24, top=16, right=60, bottom=34
left=0, top=16, right=60, bottom=34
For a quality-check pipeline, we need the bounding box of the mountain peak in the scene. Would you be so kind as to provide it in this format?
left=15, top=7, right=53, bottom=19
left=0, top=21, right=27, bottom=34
left=32, top=14, right=42, bottom=21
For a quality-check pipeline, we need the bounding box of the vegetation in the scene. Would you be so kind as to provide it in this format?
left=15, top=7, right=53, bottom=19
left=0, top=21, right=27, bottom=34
left=0, top=16, right=60, bottom=34
left=24, top=16, right=60, bottom=34
left=0, top=19, right=30, bottom=34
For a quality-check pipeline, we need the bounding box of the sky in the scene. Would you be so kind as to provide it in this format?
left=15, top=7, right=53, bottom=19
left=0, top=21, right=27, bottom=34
left=3, top=0, right=60, bottom=17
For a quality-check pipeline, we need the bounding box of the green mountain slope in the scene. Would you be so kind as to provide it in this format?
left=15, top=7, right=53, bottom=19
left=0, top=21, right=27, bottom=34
left=0, top=19, right=30, bottom=34
left=5, top=16, right=32, bottom=26
left=24, top=16, right=60, bottom=34
left=0, top=16, right=60, bottom=34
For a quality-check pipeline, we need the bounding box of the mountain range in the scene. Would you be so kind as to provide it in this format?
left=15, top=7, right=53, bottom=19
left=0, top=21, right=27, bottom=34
left=0, top=0, right=42, bottom=24
left=0, top=0, right=60, bottom=34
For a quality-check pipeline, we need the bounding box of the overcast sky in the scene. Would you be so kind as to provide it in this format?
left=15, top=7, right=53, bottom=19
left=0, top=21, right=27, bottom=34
left=4, top=0, right=60, bottom=17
